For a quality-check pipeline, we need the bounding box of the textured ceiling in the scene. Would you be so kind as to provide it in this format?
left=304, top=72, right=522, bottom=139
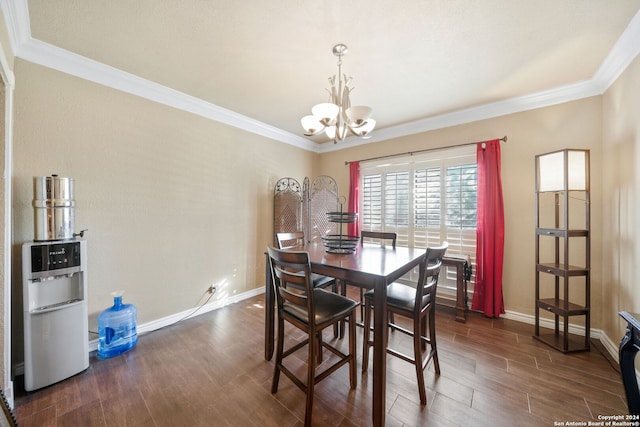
left=18, top=1, right=640, bottom=147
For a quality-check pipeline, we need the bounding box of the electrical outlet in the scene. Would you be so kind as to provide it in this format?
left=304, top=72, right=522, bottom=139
left=207, top=285, right=216, bottom=294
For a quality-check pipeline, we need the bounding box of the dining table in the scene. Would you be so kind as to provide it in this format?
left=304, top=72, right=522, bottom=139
left=264, top=241, right=427, bottom=427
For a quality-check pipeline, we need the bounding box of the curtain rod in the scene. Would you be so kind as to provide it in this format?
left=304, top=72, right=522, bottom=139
left=344, top=135, right=507, bottom=165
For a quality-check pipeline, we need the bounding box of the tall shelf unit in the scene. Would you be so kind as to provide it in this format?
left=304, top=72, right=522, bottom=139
left=534, top=149, right=590, bottom=353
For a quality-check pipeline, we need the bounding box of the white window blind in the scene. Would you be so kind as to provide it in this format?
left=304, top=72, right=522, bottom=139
left=360, top=146, right=477, bottom=293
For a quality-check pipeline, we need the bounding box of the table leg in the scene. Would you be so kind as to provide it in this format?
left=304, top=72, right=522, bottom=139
left=619, top=324, right=640, bottom=415
left=442, top=257, right=469, bottom=323
left=455, top=263, right=466, bottom=322
left=372, top=280, right=388, bottom=427
left=265, top=252, right=274, bottom=361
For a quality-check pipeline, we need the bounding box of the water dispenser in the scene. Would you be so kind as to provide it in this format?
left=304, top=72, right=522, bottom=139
left=22, top=240, right=89, bottom=391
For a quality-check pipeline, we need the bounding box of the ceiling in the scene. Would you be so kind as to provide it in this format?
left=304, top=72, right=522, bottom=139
left=4, top=1, right=640, bottom=151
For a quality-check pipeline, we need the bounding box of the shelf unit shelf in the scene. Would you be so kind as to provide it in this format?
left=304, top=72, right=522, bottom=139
left=533, top=331, right=590, bottom=353
left=534, top=149, right=590, bottom=353
left=536, top=263, right=589, bottom=276
left=537, top=298, right=589, bottom=316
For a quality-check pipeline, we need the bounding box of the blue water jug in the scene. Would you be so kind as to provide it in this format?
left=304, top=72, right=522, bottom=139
left=98, top=291, right=138, bottom=359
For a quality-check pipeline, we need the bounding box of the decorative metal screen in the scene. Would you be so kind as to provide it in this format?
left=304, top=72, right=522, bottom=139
left=274, top=176, right=339, bottom=245
left=306, top=175, right=339, bottom=243
left=273, top=178, right=303, bottom=245
left=302, top=177, right=310, bottom=243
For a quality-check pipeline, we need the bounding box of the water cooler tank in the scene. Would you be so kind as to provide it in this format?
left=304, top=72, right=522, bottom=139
left=22, top=240, right=89, bottom=391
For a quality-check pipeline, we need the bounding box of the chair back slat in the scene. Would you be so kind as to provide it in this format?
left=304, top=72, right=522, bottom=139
left=277, top=269, right=309, bottom=307
left=361, top=231, right=397, bottom=248
left=276, top=231, right=305, bottom=250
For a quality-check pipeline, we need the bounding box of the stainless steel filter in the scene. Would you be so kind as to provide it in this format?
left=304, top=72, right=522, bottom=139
left=33, top=175, right=75, bottom=241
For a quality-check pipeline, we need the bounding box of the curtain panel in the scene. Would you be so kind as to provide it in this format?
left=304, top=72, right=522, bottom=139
left=471, top=140, right=505, bottom=317
left=348, top=161, right=360, bottom=237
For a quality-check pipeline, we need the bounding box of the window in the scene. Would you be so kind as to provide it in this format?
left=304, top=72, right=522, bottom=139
left=360, top=146, right=477, bottom=293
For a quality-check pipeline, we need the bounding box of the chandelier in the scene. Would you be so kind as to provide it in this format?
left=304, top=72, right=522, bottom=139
left=301, top=44, right=376, bottom=143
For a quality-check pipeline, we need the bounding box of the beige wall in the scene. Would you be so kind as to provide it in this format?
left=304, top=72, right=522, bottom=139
left=10, top=60, right=318, bottom=364
left=602, top=54, right=640, bottom=341
left=319, top=98, right=604, bottom=324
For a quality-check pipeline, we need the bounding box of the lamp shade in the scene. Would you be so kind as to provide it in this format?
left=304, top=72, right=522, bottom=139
left=537, top=149, right=588, bottom=192
left=354, top=119, right=376, bottom=137
left=346, top=106, right=372, bottom=125
left=301, top=115, right=324, bottom=135
left=311, top=103, right=339, bottom=124
left=325, top=125, right=336, bottom=140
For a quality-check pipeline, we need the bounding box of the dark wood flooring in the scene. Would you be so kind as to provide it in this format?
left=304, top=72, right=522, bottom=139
left=13, top=291, right=627, bottom=426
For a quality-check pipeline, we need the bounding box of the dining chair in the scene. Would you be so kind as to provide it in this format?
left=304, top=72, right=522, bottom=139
left=361, top=242, right=448, bottom=406
left=267, top=246, right=358, bottom=426
left=276, top=231, right=338, bottom=292
left=276, top=231, right=340, bottom=345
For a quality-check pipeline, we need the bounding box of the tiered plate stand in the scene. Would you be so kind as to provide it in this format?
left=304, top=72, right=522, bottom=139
left=322, top=203, right=359, bottom=254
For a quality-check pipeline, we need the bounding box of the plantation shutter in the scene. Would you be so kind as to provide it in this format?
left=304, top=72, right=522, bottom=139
left=359, top=146, right=477, bottom=293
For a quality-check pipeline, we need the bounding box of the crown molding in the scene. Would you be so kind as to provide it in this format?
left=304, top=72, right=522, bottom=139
left=592, top=8, right=640, bottom=92
left=317, top=79, right=601, bottom=153
left=3, top=2, right=639, bottom=154
left=18, top=37, right=317, bottom=152
left=0, top=0, right=30, bottom=56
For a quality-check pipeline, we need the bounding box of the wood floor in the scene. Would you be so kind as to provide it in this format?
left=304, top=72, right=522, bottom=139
left=13, top=291, right=627, bottom=426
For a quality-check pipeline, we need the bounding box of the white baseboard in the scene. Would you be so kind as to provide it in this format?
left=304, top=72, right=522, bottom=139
left=503, top=309, right=597, bottom=338
left=87, top=286, right=265, bottom=352
left=14, top=286, right=266, bottom=376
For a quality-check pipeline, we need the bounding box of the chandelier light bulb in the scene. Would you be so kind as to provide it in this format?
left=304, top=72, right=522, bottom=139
left=301, top=44, right=375, bottom=143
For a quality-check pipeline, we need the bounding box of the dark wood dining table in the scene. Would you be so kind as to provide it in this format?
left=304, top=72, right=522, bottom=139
left=264, top=242, right=427, bottom=427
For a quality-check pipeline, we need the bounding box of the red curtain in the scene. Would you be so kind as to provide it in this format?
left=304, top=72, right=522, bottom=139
left=471, top=140, right=505, bottom=317
left=347, top=161, right=360, bottom=237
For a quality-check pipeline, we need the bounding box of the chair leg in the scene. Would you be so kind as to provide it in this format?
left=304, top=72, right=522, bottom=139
left=348, top=312, right=357, bottom=389
left=429, top=308, right=440, bottom=375
left=333, top=280, right=340, bottom=338
left=361, top=299, right=372, bottom=372
left=337, top=280, right=346, bottom=338
left=316, top=331, right=323, bottom=364
left=421, top=315, right=427, bottom=351
left=305, top=327, right=317, bottom=427
left=414, top=313, right=427, bottom=406
left=271, top=317, right=284, bottom=394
